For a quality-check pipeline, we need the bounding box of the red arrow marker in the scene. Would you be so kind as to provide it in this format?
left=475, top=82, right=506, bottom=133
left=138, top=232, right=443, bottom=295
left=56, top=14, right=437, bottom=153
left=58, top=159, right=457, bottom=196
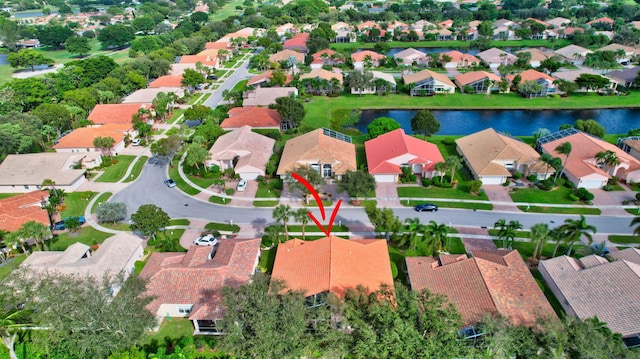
left=291, top=172, right=342, bottom=237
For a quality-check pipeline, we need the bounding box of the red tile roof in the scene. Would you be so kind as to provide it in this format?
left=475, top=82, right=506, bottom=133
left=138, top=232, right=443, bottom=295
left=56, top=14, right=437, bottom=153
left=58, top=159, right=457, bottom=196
left=140, top=238, right=261, bottom=320
left=406, top=250, right=555, bottom=327
left=271, top=236, right=394, bottom=297
left=283, top=33, right=309, bottom=48
left=0, top=191, right=50, bottom=232
left=351, top=50, right=386, bottom=62
left=88, top=104, right=148, bottom=125
left=506, top=69, right=554, bottom=83
left=441, top=50, right=480, bottom=64
left=312, top=48, right=338, bottom=60
left=204, top=41, right=230, bottom=49
left=454, top=71, right=502, bottom=87
left=149, top=75, right=184, bottom=88
left=53, top=124, right=131, bottom=149
left=222, top=107, right=282, bottom=129
left=364, top=129, right=444, bottom=175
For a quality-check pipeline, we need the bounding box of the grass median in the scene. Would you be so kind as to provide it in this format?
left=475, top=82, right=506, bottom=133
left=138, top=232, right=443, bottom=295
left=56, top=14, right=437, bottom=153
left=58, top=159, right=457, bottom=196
left=95, top=155, right=136, bottom=183
left=518, top=205, right=601, bottom=215
left=123, top=156, right=148, bottom=183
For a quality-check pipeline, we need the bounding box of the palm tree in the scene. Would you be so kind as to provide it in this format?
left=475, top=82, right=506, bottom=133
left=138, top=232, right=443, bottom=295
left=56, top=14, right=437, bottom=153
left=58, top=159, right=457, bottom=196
left=19, top=221, right=51, bottom=251
left=494, top=219, right=508, bottom=248
left=403, top=217, right=424, bottom=252
left=272, top=204, right=293, bottom=242
left=539, top=153, right=555, bottom=181
left=435, top=162, right=448, bottom=182
left=445, top=156, right=461, bottom=184
left=3, top=232, right=27, bottom=256
left=595, top=150, right=620, bottom=176
left=0, top=306, right=32, bottom=359
left=551, top=227, right=564, bottom=257
left=630, top=216, right=640, bottom=236
left=426, top=220, right=449, bottom=255
left=293, top=208, right=310, bottom=240
left=559, top=215, right=596, bottom=256
left=530, top=223, right=550, bottom=260
left=554, top=141, right=572, bottom=185
left=504, top=220, right=523, bottom=250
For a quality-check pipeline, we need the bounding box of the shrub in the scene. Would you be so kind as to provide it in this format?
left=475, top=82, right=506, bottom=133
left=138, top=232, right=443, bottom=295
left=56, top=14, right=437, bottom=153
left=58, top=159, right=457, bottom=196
left=513, top=172, right=523, bottom=180
left=602, top=185, right=613, bottom=191
left=527, top=174, right=537, bottom=182
left=225, top=188, right=235, bottom=195
left=608, top=176, right=619, bottom=185
left=442, top=137, right=455, bottom=145
left=568, top=194, right=579, bottom=202
left=502, top=180, right=510, bottom=186
left=390, top=261, right=398, bottom=279
left=554, top=177, right=566, bottom=188
left=468, top=180, right=482, bottom=194
left=575, top=187, right=594, bottom=201
left=433, top=179, right=453, bottom=188
left=636, top=192, right=640, bottom=201
left=270, top=179, right=283, bottom=191
left=421, top=177, right=432, bottom=187
left=563, top=180, right=575, bottom=189
left=539, top=179, right=554, bottom=190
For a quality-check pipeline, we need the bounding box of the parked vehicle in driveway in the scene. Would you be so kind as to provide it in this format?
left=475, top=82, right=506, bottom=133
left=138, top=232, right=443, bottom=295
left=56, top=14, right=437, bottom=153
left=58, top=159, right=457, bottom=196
left=52, top=216, right=86, bottom=230
left=164, top=179, right=177, bottom=188
left=132, top=138, right=141, bottom=146
left=237, top=179, right=247, bottom=192
left=414, top=203, right=438, bottom=212
left=193, top=234, right=218, bottom=246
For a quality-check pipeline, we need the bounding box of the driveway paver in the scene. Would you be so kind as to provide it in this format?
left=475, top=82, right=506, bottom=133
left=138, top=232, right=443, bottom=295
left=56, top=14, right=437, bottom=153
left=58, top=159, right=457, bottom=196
left=483, top=185, right=521, bottom=211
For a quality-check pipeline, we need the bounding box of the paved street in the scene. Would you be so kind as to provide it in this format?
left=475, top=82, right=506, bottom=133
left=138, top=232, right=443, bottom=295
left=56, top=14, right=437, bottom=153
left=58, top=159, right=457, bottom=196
left=202, top=57, right=252, bottom=108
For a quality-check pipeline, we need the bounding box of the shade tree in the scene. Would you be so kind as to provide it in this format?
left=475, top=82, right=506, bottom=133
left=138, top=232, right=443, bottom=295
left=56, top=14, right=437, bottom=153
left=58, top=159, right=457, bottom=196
left=7, top=49, right=53, bottom=71
left=130, top=204, right=170, bottom=240
left=411, top=110, right=440, bottom=139
left=366, top=117, right=401, bottom=140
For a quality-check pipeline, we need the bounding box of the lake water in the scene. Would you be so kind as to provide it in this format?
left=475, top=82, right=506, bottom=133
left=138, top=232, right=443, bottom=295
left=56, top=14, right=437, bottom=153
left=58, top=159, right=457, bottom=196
left=0, top=54, right=7, bottom=65
left=357, top=109, right=640, bottom=136
left=11, top=10, right=58, bottom=18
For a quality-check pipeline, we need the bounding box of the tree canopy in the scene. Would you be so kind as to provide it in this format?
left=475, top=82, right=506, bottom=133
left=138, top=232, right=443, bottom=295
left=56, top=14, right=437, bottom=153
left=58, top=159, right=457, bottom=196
left=366, top=117, right=401, bottom=139
left=274, top=96, right=305, bottom=130
left=336, top=170, right=376, bottom=199
left=411, top=110, right=440, bottom=138
left=130, top=204, right=170, bottom=240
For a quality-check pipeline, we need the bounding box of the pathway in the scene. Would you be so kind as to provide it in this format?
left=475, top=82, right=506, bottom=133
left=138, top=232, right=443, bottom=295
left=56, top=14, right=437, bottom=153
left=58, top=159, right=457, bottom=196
left=483, top=185, right=521, bottom=212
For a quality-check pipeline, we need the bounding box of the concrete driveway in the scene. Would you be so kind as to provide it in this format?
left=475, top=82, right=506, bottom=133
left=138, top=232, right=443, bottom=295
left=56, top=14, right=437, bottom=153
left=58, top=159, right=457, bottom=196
left=482, top=185, right=520, bottom=211
left=376, top=183, right=401, bottom=207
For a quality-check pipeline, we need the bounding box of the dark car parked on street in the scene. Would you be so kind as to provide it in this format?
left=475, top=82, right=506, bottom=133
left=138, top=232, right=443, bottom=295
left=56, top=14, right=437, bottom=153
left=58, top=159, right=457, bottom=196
left=414, top=203, right=438, bottom=212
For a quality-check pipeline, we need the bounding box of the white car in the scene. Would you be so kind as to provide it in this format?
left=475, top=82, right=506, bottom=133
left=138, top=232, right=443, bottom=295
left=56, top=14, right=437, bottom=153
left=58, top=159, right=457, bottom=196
left=132, top=138, right=141, bottom=146
left=193, top=234, right=218, bottom=246
left=237, top=179, right=247, bottom=192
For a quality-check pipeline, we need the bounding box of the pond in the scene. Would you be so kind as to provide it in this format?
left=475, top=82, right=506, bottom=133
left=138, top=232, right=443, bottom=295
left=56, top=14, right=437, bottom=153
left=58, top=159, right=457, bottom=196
left=357, top=109, right=640, bottom=136
left=0, top=54, right=7, bottom=66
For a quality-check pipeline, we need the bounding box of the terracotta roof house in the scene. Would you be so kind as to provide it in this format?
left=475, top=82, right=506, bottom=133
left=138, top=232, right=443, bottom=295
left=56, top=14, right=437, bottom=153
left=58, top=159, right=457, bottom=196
left=539, top=250, right=640, bottom=343
left=426, top=28, right=453, bottom=41
left=276, top=22, right=298, bottom=36
left=364, top=128, right=444, bottom=182
left=242, top=87, right=298, bottom=107
left=139, top=238, right=261, bottom=334
left=515, top=48, right=556, bottom=67
left=276, top=128, right=356, bottom=179
left=122, top=87, right=185, bottom=104
left=350, top=70, right=396, bottom=95
left=283, top=33, right=309, bottom=53
left=246, top=71, right=293, bottom=87
left=440, top=50, right=480, bottom=68
left=311, top=49, right=345, bottom=69
left=148, top=75, right=184, bottom=88
left=0, top=191, right=50, bottom=232
left=21, top=233, right=143, bottom=292
left=88, top=104, right=150, bottom=125
left=546, top=17, right=570, bottom=29
left=587, top=17, right=615, bottom=26
left=357, top=20, right=380, bottom=31
left=206, top=126, right=275, bottom=180
left=477, top=48, right=517, bottom=68
left=456, top=128, right=548, bottom=185
left=403, top=69, right=456, bottom=96
left=268, top=49, right=305, bottom=65
left=540, top=131, right=640, bottom=188
left=204, top=41, right=231, bottom=50
left=0, top=152, right=100, bottom=193
left=222, top=107, right=281, bottom=130
left=454, top=71, right=502, bottom=94
left=298, top=69, right=344, bottom=95
left=271, top=236, right=394, bottom=298
left=393, top=48, right=428, bottom=67
left=506, top=69, right=557, bottom=97
left=53, top=123, right=133, bottom=154
left=554, top=44, right=593, bottom=65
left=598, top=43, right=637, bottom=64
left=350, top=50, right=386, bottom=70
left=552, top=69, right=612, bottom=92
left=407, top=250, right=555, bottom=328
left=332, top=22, right=356, bottom=43
left=299, top=68, right=343, bottom=84
left=607, top=66, right=640, bottom=87
left=177, top=54, right=218, bottom=68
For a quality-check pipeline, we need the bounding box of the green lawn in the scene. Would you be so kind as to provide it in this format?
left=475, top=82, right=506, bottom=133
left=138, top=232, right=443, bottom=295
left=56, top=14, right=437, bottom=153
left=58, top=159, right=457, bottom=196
left=302, top=92, right=640, bottom=129
left=509, top=186, right=584, bottom=205
left=608, top=235, right=640, bottom=244
left=258, top=247, right=277, bottom=273
left=330, top=39, right=570, bottom=51
left=95, top=155, right=136, bottom=182
left=402, top=199, right=493, bottom=210
left=209, top=195, right=229, bottom=205
left=488, top=229, right=531, bottom=238
left=100, top=222, right=131, bottom=231
left=265, top=224, right=349, bottom=233
left=253, top=185, right=281, bottom=207
left=35, top=39, right=102, bottom=64
left=168, top=109, right=185, bottom=124
left=0, top=254, right=26, bottom=283
left=0, top=65, right=15, bottom=85
left=0, top=193, right=19, bottom=200
left=204, top=222, right=241, bottom=232
left=232, top=79, right=247, bottom=92
left=169, top=219, right=190, bottom=226
left=187, top=174, right=218, bottom=189
left=210, top=0, right=244, bottom=21
left=60, top=191, right=97, bottom=218
left=50, top=227, right=114, bottom=251
left=397, top=185, right=488, bottom=200
left=496, top=240, right=584, bottom=260
left=518, top=205, right=601, bottom=215
left=90, top=192, right=112, bottom=213
left=123, top=156, right=148, bottom=183
left=168, top=156, right=201, bottom=195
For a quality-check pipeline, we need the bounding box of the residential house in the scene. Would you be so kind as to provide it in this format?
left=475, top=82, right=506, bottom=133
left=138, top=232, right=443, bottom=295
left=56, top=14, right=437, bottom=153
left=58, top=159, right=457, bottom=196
left=356, top=20, right=380, bottom=33
left=218, top=27, right=262, bottom=43
left=506, top=69, right=557, bottom=97
left=351, top=50, right=386, bottom=70
left=221, top=107, right=281, bottom=130
left=276, top=128, right=356, bottom=179
left=246, top=71, right=292, bottom=87
left=364, top=128, right=444, bottom=182
left=350, top=71, right=396, bottom=95
left=311, top=49, right=345, bottom=69
left=403, top=69, right=456, bottom=96
left=438, top=19, right=454, bottom=29
left=88, top=104, right=150, bottom=125
left=271, top=236, right=394, bottom=299
left=631, top=21, right=640, bottom=30
left=276, top=23, right=298, bottom=37
left=618, top=136, right=640, bottom=161
left=140, top=238, right=261, bottom=334
left=454, top=71, right=502, bottom=94
left=540, top=130, right=640, bottom=188
left=515, top=48, right=556, bottom=68
left=587, top=17, right=615, bottom=28
left=204, top=41, right=232, bottom=50
left=539, top=248, right=640, bottom=346
left=0, top=153, right=100, bottom=193
left=598, top=43, right=637, bottom=64
left=607, top=66, right=640, bottom=88
left=546, top=17, right=570, bottom=29
left=283, top=33, right=310, bottom=53
left=393, top=48, right=428, bottom=67
left=388, top=20, right=410, bottom=32
left=298, top=69, right=343, bottom=95
left=268, top=50, right=305, bottom=66
left=0, top=190, right=50, bottom=232
left=148, top=75, right=184, bottom=88
left=242, top=87, right=298, bottom=107
left=492, top=19, right=518, bottom=40
left=177, top=54, right=219, bottom=69
left=407, top=250, right=555, bottom=328
left=552, top=69, right=613, bottom=91
left=332, top=22, right=355, bottom=43
left=122, top=87, right=185, bottom=104
left=54, top=123, right=133, bottom=154
left=16, top=39, right=40, bottom=48
left=426, top=28, right=453, bottom=41
left=412, top=20, right=437, bottom=32
left=440, top=50, right=480, bottom=68
left=554, top=44, right=593, bottom=65
left=476, top=48, right=517, bottom=68
left=206, top=126, right=275, bottom=179
left=456, top=128, right=548, bottom=185
left=21, top=233, right=144, bottom=293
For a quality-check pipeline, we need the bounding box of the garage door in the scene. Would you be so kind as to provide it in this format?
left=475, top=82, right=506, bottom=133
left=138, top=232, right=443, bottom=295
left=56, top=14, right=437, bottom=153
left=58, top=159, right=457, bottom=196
left=240, top=172, right=260, bottom=180
left=578, top=180, right=605, bottom=189
left=374, top=175, right=396, bottom=183
left=480, top=176, right=504, bottom=185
